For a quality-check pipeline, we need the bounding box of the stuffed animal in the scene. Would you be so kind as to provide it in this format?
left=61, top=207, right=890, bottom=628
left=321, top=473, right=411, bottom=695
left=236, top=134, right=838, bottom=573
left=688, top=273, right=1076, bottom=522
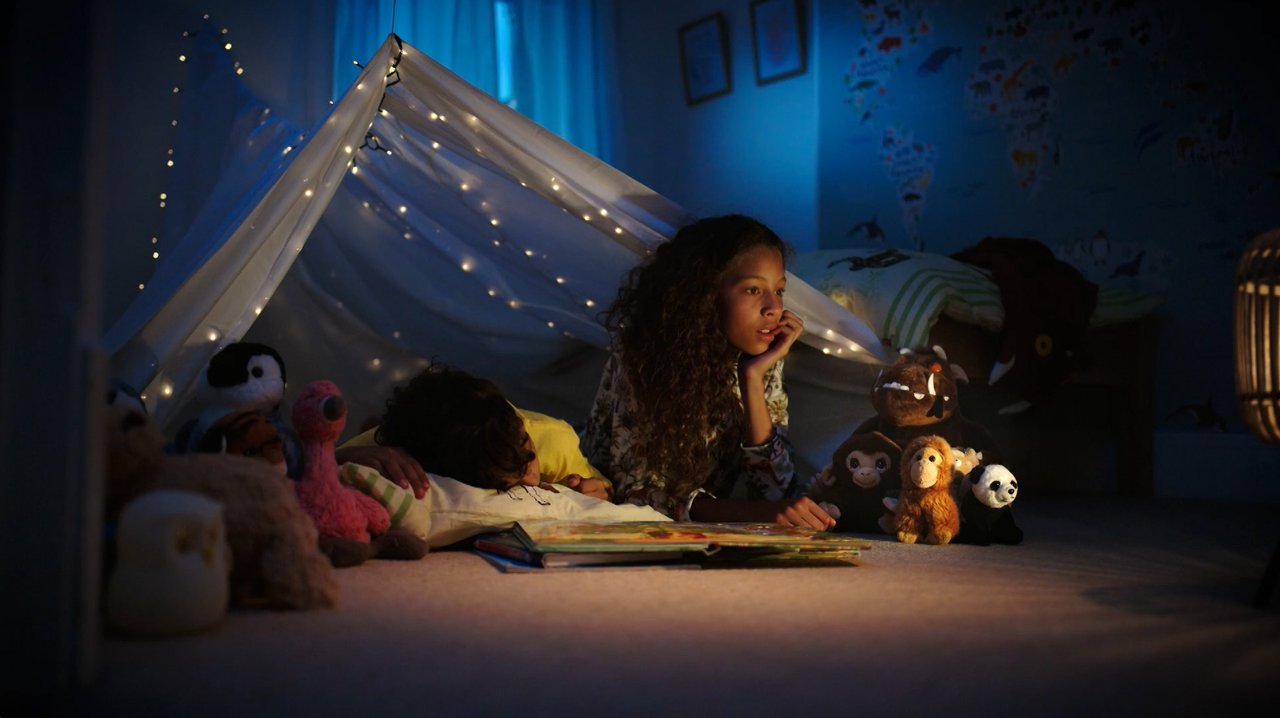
left=175, top=341, right=304, bottom=479
left=292, top=380, right=392, bottom=566
left=956, top=464, right=1023, bottom=545
left=196, top=410, right=288, bottom=476
left=951, top=236, right=1099, bottom=413
left=853, top=345, right=1001, bottom=467
left=808, top=431, right=900, bottom=534
left=893, top=435, right=961, bottom=545
left=105, top=405, right=337, bottom=609
left=106, top=489, right=230, bottom=636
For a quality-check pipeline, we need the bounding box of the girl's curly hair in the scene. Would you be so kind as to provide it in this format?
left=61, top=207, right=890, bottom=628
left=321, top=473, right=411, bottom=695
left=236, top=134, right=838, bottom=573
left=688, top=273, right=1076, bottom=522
left=375, top=362, right=534, bottom=490
left=602, top=214, right=790, bottom=499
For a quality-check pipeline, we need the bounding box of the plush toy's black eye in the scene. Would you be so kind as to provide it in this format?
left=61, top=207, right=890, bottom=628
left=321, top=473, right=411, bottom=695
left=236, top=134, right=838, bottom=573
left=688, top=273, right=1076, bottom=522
left=876, top=458, right=888, bottom=471
left=1007, top=487, right=1017, bottom=496
left=252, top=367, right=264, bottom=378
left=990, top=481, right=1001, bottom=491
left=849, top=457, right=861, bottom=469
left=928, top=454, right=937, bottom=463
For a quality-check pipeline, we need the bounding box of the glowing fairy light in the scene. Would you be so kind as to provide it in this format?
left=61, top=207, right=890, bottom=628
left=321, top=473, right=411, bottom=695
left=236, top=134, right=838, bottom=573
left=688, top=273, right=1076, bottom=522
left=555, top=277, right=566, bottom=284
left=207, top=330, right=220, bottom=342
left=161, top=383, right=174, bottom=397
left=487, top=289, right=498, bottom=297
left=461, top=260, right=474, bottom=272
left=351, top=165, right=359, bottom=175
left=583, top=214, right=591, bottom=221
left=178, top=54, right=186, bottom=62
left=370, top=358, right=382, bottom=369
left=460, top=183, right=470, bottom=191
left=508, top=299, right=520, bottom=309
left=547, top=321, right=555, bottom=328
left=614, top=227, right=623, bottom=235
left=403, top=232, right=412, bottom=240
left=524, top=249, right=535, bottom=257
left=599, top=208, right=608, bottom=217
left=430, top=112, right=439, bottom=121
left=304, top=189, right=314, bottom=198
left=431, top=141, right=440, bottom=150
left=224, top=43, right=232, bottom=50
left=152, top=251, right=159, bottom=259
left=398, top=205, right=407, bottom=214
left=344, top=146, right=353, bottom=154
left=254, top=306, right=263, bottom=315
left=490, top=219, right=500, bottom=226
left=585, top=299, right=596, bottom=308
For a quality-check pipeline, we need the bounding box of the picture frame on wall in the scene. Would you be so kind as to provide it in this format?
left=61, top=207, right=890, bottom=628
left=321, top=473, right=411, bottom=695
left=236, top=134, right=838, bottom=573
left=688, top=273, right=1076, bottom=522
left=678, top=13, right=731, bottom=105
left=750, top=0, right=807, bottom=85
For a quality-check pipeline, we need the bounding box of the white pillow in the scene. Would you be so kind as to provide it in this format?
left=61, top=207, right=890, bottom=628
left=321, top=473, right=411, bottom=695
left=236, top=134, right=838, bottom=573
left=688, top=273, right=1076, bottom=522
left=340, top=463, right=669, bottom=548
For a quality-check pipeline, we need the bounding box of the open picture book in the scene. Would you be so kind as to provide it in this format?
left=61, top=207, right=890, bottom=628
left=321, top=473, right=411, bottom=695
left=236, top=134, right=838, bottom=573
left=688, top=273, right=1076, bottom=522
left=473, top=520, right=867, bottom=571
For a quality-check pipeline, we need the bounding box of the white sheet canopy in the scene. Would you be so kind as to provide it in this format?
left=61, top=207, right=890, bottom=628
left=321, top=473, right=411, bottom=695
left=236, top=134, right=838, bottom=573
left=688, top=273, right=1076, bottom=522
left=106, top=31, right=892, bottom=432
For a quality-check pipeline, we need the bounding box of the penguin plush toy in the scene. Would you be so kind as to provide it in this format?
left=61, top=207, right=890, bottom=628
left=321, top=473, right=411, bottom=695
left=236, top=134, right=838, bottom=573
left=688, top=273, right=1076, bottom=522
left=175, top=342, right=304, bottom=479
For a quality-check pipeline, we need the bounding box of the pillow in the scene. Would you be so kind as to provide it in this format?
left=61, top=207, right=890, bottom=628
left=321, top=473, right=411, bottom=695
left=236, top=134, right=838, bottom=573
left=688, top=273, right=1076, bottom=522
left=790, top=248, right=1163, bottom=346
left=790, top=248, right=1003, bottom=350
left=339, top=462, right=667, bottom=548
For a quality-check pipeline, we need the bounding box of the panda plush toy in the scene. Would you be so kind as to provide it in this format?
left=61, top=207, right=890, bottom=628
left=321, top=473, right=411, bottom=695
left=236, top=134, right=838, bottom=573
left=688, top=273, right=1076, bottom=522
left=956, top=463, right=1023, bottom=545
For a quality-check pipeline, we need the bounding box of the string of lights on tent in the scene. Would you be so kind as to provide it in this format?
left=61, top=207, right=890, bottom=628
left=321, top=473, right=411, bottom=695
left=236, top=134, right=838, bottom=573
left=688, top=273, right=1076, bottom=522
left=105, top=21, right=892, bottom=432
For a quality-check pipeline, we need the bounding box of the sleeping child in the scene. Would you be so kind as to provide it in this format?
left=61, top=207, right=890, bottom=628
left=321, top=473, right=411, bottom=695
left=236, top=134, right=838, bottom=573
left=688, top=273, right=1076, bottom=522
left=334, top=362, right=665, bottom=547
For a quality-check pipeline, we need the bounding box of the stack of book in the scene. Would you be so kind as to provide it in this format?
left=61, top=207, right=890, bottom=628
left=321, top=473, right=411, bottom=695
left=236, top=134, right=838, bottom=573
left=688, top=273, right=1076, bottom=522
left=472, top=520, right=867, bottom=572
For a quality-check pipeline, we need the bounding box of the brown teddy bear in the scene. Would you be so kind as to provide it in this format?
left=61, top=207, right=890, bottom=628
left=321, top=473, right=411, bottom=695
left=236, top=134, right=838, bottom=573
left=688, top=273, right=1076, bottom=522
left=105, top=406, right=338, bottom=609
left=893, top=434, right=961, bottom=545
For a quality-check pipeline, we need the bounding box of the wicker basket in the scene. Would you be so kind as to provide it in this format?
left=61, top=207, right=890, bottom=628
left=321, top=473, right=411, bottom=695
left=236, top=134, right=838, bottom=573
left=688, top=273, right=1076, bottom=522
left=1235, top=228, right=1280, bottom=443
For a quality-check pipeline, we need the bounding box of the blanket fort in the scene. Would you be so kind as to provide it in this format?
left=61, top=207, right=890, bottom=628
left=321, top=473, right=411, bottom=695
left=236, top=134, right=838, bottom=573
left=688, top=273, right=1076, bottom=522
left=105, top=27, right=892, bottom=430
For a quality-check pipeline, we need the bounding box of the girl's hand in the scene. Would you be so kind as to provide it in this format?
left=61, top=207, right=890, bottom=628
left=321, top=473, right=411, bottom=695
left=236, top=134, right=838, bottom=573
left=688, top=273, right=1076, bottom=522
left=740, top=309, right=805, bottom=381
left=561, top=474, right=611, bottom=500
left=770, top=496, right=836, bottom=531
left=334, top=445, right=430, bottom=498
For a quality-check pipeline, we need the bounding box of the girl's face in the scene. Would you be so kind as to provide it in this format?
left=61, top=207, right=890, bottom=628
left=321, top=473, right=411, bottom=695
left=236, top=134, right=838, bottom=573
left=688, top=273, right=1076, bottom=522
left=716, top=245, right=786, bottom=355
left=507, top=430, right=542, bottom=488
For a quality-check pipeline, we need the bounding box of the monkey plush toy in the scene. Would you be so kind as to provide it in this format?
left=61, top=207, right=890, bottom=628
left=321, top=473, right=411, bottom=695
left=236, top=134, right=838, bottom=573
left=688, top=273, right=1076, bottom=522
left=808, top=431, right=900, bottom=534
left=893, top=435, right=961, bottom=545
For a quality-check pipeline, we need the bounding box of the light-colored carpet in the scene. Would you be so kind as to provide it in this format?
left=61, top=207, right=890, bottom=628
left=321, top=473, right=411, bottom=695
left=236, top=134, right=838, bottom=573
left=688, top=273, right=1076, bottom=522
left=68, top=496, right=1279, bottom=717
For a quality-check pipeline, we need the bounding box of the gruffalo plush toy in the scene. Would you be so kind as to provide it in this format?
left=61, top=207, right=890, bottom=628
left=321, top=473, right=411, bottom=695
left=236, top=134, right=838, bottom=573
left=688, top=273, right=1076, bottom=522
left=854, top=345, right=1001, bottom=467
left=893, top=435, right=961, bottom=545
left=956, top=464, right=1023, bottom=545
left=808, top=431, right=900, bottom=534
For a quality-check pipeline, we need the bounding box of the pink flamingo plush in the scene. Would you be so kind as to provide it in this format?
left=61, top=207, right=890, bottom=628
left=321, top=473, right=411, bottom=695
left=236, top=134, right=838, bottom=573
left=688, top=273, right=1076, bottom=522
left=292, top=380, right=389, bottom=543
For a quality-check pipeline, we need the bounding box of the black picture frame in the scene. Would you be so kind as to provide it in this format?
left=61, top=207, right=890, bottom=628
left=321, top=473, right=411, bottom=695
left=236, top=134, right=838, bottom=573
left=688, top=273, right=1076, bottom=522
left=750, top=0, right=807, bottom=85
left=678, top=13, right=731, bottom=105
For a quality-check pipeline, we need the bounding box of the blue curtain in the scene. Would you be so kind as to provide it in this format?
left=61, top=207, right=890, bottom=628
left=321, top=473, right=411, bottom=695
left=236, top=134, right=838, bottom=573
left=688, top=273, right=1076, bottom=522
left=332, top=0, right=617, bottom=162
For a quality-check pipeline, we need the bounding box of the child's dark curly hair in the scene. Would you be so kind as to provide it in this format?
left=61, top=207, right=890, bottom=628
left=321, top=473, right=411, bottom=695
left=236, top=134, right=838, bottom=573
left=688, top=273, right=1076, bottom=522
left=603, top=214, right=790, bottom=500
left=375, top=363, right=534, bottom=490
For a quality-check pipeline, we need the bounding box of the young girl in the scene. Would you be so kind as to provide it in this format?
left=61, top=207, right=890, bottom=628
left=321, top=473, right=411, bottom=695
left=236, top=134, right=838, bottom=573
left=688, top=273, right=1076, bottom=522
left=335, top=363, right=609, bottom=499
left=582, top=214, right=835, bottom=529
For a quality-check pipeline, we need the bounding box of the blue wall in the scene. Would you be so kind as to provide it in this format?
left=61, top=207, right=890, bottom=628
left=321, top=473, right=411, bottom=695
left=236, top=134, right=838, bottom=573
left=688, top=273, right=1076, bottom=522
left=811, top=0, right=1278, bottom=433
